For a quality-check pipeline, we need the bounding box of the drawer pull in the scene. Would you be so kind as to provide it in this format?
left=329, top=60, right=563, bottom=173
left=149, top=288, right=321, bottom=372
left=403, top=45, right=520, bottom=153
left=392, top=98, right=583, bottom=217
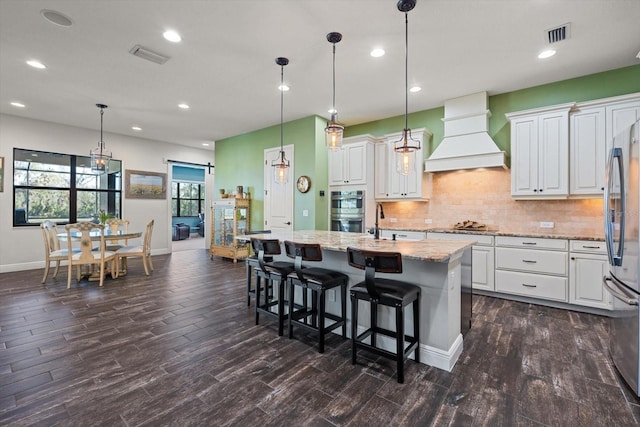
left=522, top=242, right=537, bottom=246
left=522, top=283, right=537, bottom=288
left=522, top=259, right=537, bottom=264
left=582, top=245, right=601, bottom=249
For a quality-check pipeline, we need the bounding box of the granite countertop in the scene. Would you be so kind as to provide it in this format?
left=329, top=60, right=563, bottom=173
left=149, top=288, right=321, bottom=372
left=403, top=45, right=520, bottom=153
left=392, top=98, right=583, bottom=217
left=383, top=227, right=604, bottom=242
left=237, top=230, right=474, bottom=263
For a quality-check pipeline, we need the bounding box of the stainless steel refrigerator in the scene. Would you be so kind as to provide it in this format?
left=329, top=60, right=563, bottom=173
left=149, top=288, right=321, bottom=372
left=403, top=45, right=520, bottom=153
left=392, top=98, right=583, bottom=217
left=604, top=118, right=640, bottom=397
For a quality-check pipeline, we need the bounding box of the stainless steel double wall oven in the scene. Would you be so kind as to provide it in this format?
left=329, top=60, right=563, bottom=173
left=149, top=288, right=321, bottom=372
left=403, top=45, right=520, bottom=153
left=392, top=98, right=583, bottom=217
left=330, top=190, right=365, bottom=233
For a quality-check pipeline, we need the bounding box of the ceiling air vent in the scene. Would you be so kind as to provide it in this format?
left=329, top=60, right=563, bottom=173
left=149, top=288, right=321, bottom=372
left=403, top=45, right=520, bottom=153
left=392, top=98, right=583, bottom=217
left=129, top=45, right=169, bottom=65
left=547, top=23, right=571, bottom=44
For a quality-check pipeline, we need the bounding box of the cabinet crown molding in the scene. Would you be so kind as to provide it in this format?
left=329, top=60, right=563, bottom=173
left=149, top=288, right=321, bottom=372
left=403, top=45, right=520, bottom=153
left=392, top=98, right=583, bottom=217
left=505, top=102, right=576, bottom=120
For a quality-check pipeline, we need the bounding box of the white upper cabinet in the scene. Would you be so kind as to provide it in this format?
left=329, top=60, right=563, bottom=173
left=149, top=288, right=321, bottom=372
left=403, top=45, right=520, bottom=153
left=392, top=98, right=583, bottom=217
left=570, top=106, right=606, bottom=196
left=374, top=129, right=432, bottom=200
left=605, top=98, right=640, bottom=153
left=328, top=136, right=375, bottom=186
left=569, top=93, right=640, bottom=197
left=507, top=104, right=573, bottom=199
left=373, top=141, right=390, bottom=199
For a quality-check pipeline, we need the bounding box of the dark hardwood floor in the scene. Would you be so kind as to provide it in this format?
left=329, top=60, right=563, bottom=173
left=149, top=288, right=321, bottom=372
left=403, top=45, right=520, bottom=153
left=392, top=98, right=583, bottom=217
left=1, top=249, right=639, bottom=426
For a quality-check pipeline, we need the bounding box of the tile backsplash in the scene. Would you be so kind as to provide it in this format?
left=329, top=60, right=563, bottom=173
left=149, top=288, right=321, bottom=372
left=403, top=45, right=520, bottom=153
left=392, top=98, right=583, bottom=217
left=379, top=169, right=604, bottom=238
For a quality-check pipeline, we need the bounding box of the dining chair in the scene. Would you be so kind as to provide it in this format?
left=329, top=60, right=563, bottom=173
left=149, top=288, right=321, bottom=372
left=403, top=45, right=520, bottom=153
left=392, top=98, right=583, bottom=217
left=40, top=220, right=80, bottom=284
left=65, top=222, right=118, bottom=288
left=115, top=219, right=154, bottom=275
left=104, top=218, right=130, bottom=251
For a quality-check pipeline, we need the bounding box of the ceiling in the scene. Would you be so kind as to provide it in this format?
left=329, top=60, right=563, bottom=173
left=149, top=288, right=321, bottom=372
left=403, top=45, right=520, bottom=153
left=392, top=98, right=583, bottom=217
left=1, top=0, right=639, bottom=151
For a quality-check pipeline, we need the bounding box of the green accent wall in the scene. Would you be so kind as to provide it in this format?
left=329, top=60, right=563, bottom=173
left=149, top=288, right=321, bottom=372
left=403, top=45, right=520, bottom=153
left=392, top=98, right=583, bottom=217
left=215, top=65, right=640, bottom=231
left=215, top=115, right=328, bottom=232
left=346, top=64, right=640, bottom=156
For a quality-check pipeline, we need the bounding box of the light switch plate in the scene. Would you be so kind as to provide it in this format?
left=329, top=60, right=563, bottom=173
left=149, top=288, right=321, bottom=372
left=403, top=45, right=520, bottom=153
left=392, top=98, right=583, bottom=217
left=424, top=219, right=433, bottom=224
left=389, top=218, right=398, bottom=223
left=539, top=221, right=554, bottom=228
left=302, top=209, right=309, bottom=217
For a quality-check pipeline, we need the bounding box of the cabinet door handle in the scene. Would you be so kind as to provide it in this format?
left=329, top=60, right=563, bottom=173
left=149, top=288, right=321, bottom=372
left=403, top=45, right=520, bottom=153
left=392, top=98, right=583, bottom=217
left=522, top=242, right=537, bottom=245
left=582, top=245, right=601, bottom=249
left=522, top=259, right=537, bottom=263
left=522, top=283, right=537, bottom=288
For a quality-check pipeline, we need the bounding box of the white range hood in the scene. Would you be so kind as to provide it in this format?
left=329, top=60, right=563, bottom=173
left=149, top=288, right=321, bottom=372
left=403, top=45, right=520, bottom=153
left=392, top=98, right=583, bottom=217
left=424, top=92, right=508, bottom=172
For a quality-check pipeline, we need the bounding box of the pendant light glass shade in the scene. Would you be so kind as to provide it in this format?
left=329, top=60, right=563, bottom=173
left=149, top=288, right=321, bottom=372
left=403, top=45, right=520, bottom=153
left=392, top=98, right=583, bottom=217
left=395, top=131, right=417, bottom=175
left=272, top=57, right=290, bottom=184
left=325, top=32, right=344, bottom=151
left=90, top=104, right=112, bottom=174
left=393, top=0, right=420, bottom=176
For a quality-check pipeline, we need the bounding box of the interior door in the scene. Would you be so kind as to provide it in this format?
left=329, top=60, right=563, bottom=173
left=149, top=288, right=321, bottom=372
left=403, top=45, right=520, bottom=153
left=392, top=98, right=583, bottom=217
left=264, top=145, right=294, bottom=233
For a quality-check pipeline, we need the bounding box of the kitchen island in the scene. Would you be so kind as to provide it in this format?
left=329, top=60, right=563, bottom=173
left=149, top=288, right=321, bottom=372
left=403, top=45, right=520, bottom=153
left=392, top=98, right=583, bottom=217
left=239, top=230, right=475, bottom=371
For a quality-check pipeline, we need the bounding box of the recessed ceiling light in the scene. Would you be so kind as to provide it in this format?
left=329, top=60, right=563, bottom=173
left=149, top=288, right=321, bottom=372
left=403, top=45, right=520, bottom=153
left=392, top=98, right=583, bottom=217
left=41, top=9, right=73, bottom=27
left=10, top=102, right=26, bottom=108
left=278, top=84, right=290, bottom=92
left=202, top=143, right=210, bottom=147
left=26, top=60, right=46, bottom=69
left=163, top=30, right=182, bottom=43
left=131, top=126, right=142, bottom=131
left=178, top=103, right=190, bottom=109
left=370, top=48, right=385, bottom=58
left=409, top=86, right=421, bottom=93
left=538, top=49, right=556, bottom=59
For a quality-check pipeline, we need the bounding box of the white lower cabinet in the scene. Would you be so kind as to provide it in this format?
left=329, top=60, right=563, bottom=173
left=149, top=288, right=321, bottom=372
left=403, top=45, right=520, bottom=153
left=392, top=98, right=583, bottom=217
left=494, top=236, right=568, bottom=302
left=423, top=232, right=609, bottom=312
left=427, top=232, right=495, bottom=291
left=495, top=270, right=568, bottom=301
left=569, top=240, right=612, bottom=310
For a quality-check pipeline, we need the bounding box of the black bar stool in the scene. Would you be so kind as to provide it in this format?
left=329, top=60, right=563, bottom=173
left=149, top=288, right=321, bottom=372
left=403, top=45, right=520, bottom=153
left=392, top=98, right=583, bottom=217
left=347, top=247, right=421, bottom=384
left=245, top=230, right=272, bottom=306
left=284, top=241, right=348, bottom=353
left=251, top=238, right=294, bottom=336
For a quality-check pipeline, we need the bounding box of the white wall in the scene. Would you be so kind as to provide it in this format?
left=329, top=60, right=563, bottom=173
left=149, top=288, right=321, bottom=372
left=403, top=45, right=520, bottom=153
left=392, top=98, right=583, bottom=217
left=0, top=113, right=215, bottom=273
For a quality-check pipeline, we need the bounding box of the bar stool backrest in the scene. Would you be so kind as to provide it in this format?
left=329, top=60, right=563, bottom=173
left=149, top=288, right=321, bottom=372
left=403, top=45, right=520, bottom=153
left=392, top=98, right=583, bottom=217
left=283, top=241, right=323, bottom=262
left=251, top=238, right=282, bottom=273
left=347, top=247, right=403, bottom=300
left=284, top=241, right=323, bottom=279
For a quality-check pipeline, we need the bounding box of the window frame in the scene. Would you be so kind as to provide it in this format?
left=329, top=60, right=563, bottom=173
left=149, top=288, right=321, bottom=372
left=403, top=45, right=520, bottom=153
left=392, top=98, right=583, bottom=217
left=171, top=181, right=205, bottom=217
left=12, top=148, right=122, bottom=227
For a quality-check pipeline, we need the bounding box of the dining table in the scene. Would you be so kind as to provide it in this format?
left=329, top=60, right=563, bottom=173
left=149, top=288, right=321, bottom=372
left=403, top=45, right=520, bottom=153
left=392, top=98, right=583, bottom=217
left=58, top=228, right=143, bottom=280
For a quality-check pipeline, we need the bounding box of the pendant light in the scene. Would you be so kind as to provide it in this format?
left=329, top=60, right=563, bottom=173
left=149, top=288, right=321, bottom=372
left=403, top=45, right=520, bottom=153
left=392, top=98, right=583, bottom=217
left=90, top=103, right=112, bottom=174
left=325, top=32, right=344, bottom=151
left=393, top=0, right=420, bottom=176
left=272, top=57, right=290, bottom=184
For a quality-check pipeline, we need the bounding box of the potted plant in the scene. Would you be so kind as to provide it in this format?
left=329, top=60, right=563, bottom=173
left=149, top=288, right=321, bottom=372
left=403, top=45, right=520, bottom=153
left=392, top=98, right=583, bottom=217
left=97, top=210, right=114, bottom=224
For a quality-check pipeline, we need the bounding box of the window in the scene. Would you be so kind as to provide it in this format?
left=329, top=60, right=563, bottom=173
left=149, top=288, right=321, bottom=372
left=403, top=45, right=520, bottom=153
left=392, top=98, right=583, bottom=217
left=172, top=182, right=204, bottom=217
left=13, top=148, right=122, bottom=226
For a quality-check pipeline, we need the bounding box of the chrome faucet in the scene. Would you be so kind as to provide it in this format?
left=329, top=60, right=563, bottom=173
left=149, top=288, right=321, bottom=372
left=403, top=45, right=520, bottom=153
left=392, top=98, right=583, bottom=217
left=374, top=203, right=385, bottom=240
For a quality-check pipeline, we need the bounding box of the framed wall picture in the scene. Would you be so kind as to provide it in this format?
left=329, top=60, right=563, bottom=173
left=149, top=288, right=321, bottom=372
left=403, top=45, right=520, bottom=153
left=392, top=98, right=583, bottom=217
left=125, top=169, right=167, bottom=199
left=0, top=157, right=4, bottom=192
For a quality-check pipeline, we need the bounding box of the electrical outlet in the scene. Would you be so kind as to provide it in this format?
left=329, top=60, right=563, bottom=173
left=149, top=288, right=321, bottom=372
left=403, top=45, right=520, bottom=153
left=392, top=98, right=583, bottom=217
left=539, top=221, right=554, bottom=229
left=328, top=290, right=336, bottom=302
left=389, top=218, right=398, bottom=223
left=424, top=219, right=433, bottom=224
left=302, top=209, right=309, bottom=217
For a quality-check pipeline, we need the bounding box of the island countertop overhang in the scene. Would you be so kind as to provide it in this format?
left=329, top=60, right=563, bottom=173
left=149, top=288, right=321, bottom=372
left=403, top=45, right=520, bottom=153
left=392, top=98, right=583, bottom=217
left=237, top=230, right=475, bottom=263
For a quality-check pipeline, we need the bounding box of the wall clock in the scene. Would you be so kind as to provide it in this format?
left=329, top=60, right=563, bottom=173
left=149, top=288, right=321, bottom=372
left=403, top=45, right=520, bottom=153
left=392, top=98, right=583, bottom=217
left=296, top=175, right=311, bottom=193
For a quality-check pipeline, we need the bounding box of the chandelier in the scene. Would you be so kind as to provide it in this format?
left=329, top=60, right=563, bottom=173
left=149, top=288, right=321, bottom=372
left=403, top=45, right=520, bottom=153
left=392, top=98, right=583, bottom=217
left=272, top=57, right=290, bottom=184
left=325, top=32, right=344, bottom=151
left=90, top=103, right=112, bottom=174
left=393, top=0, right=420, bottom=176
